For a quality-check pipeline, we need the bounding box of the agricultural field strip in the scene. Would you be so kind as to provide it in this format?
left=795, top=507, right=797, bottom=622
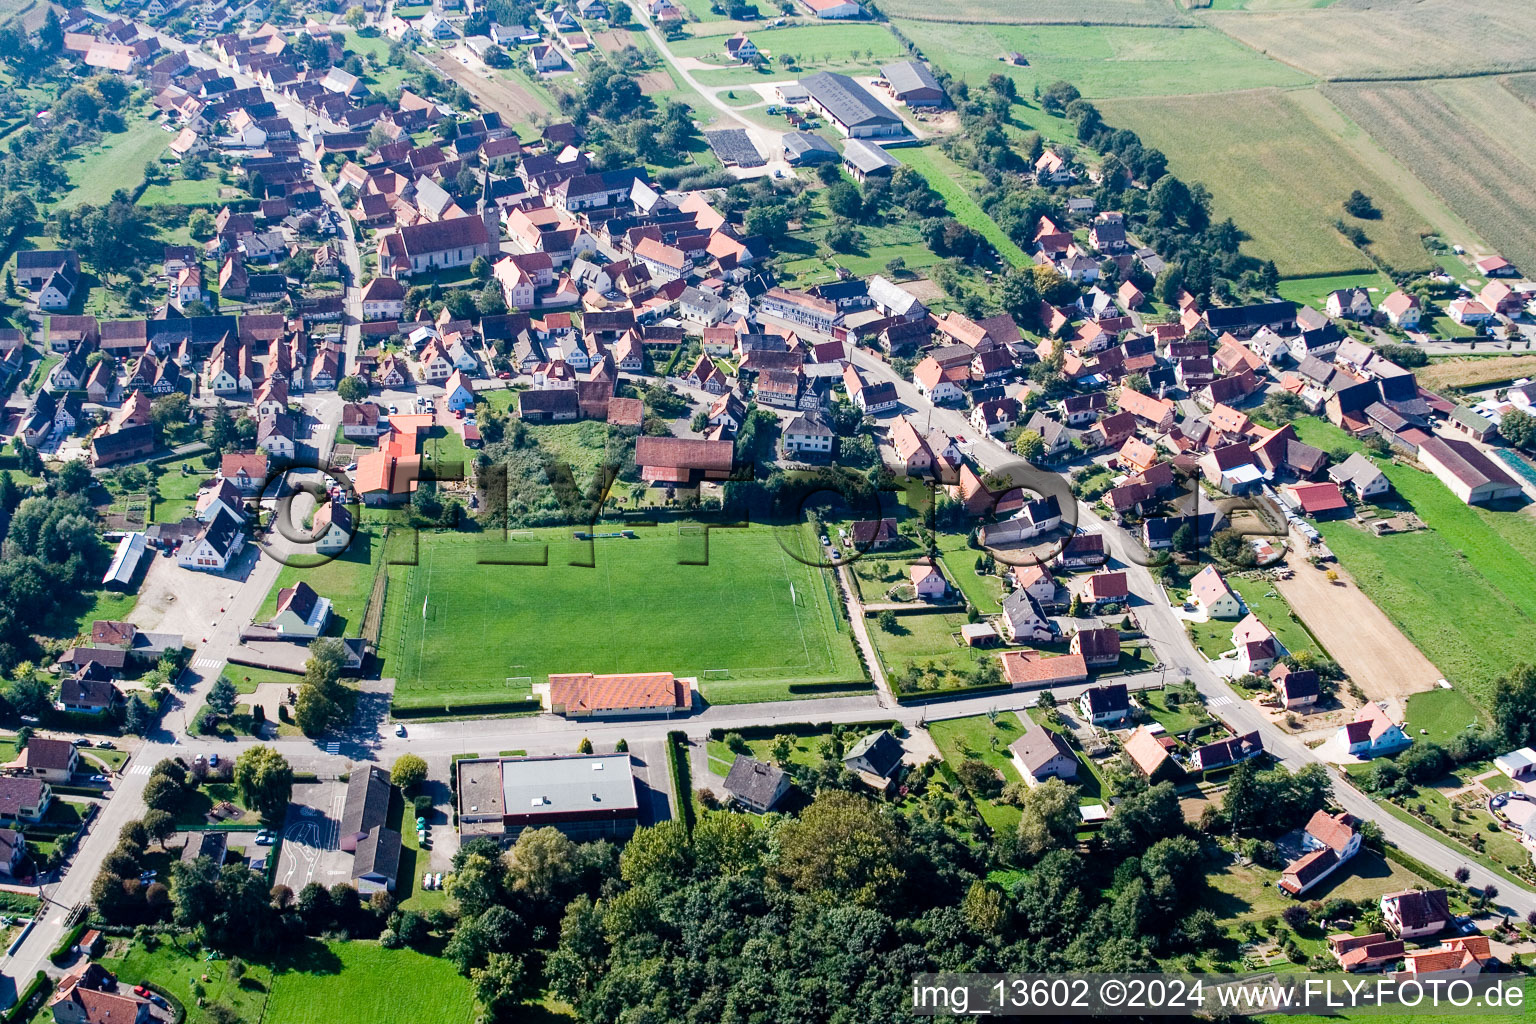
left=878, top=0, right=1195, bottom=27
left=1201, top=0, right=1536, bottom=81
left=1323, top=80, right=1536, bottom=281
left=1098, top=88, right=1434, bottom=277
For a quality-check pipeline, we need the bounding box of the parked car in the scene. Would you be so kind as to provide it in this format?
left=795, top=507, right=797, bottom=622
left=73, top=738, right=92, bottom=747
left=89, top=774, right=107, bottom=783
left=96, top=741, right=115, bottom=750
left=396, top=724, right=407, bottom=737
left=134, top=986, right=151, bottom=998
left=208, top=754, right=219, bottom=767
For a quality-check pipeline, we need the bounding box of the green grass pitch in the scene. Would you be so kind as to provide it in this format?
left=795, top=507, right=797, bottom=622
left=382, top=524, right=864, bottom=708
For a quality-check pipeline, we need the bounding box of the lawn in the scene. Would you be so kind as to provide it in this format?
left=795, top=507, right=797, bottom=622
left=893, top=21, right=1309, bottom=100
left=935, top=535, right=1007, bottom=614
left=1098, top=88, right=1437, bottom=277
left=1403, top=687, right=1488, bottom=746
left=1377, top=775, right=1535, bottom=886
left=1227, top=574, right=1322, bottom=661
left=1186, top=616, right=1236, bottom=660
left=1315, top=458, right=1536, bottom=703
left=150, top=462, right=208, bottom=524
left=256, top=524, right=384, bottom=637
left=381, top=525, right=863, bottom=710
left=896, top=146, right=1030, bottom=267
left=1274, top=270, right=1393, bottom=311
left=1138, top=687, right=1210, bottom=737
left=54, top=117, right=170, bottom=211
left=223, top=665, right=304, bottom=695
left=867, top=610, right=991, bottom=695
left=927, top=712, right=1025, bottom=832
left=388, top=788, right=448, bottom=913
left=524, top=420, right=613, bottom=482
left=138, top=177, right=239, bottom=207
left=706, top=728, right=844, bottom=777
left=778, top=191, right=954, bottom=284
left=99, top=939, right=275, bottom=1024
left=878, top=0, right=1188, bottom=25
left=1203, top=848, right=1430, bottom=927
left=173, top=783, right=260, bottom=828
left=262, top=941, right=477, bottom=1024
left=1419, top=354, right=1536, bottom=392
left=1204, top=0, right=1536, bottom=81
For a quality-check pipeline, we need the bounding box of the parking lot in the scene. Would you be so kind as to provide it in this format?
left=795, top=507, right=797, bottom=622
left=273, top=780, right=353, bottom=893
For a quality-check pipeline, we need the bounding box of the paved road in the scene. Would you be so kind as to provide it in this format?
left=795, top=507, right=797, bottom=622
left=839, top=335, right=1536, bottom=914
left=140, top=25, right=364, bottom=375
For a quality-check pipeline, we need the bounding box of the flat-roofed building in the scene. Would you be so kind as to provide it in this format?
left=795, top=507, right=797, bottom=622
left=457, top=753, right=640, bottom=843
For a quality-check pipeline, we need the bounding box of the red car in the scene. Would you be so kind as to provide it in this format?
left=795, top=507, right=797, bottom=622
left=497, top=371, right=512, bottom=379
left=134, top=986, right=150, bottom=998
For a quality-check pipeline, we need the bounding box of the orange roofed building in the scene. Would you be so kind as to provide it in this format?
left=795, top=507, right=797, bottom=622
left=998, top=650, right=1088, bottom=688
left=353, top=412, right=433, bottom=506
left=537, top=672, right=693, bottom=718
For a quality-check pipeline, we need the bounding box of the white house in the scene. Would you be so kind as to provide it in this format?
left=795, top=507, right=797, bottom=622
left=912, top=356, right=966, bottom=404
left=782, top=411, right=834, bottom=457
left=268, top=581, right=332, bottom=637
left=1077, top=683, right=1131, bottom=727
left=910, top=561, right=948, bottom=600
left=1325, top=288, right=1373, bottom=321
left=360, top=276, right=405, bottom=321
left=1339, top=702, right=1411, bottom=759
left=1380, top=888, right=1452, bottom=940
left=1008, top=720, right=1078, bottom=787
left=1279, top=810, right=1361, bottom=896
left=310, top=501, right=354, bottom=555
left=1379, top=290, right=1421, bottom=330
left=177, top=507, right=246, bottom=573
left=1328, top=452, right=1391, bottom=501
left=1000, top=587, right=1053, bottom=643
left=1190, top=565, right=1243, bottom=620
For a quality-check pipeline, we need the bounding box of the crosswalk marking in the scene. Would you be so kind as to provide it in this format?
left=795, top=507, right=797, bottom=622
left=324, top=742, right=340, bottom=754
left=128, top=764, right=152, bottom=776
left=193, top=657, right=224, bottom=670
left=1206, top=695, right=1233, bottom=708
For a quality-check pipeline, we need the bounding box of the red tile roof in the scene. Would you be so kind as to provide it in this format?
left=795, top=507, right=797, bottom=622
left=545, top=672, right=690, bottom=713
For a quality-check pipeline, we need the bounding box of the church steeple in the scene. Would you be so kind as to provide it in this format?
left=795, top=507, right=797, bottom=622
left=478, top=170, right=499, bottom=252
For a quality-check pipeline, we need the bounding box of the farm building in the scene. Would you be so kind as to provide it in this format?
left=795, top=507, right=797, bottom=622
left=842, top=138, right=900, bottom=182
left=880, top=60, right=944, bottom=107
left=800, top=71, right=905, bottom=138
left=799, top=0, right=861, bottom=17
left=781, top=131, right=838, bottom=165
left=1417, top=436, right=1521, bottom=505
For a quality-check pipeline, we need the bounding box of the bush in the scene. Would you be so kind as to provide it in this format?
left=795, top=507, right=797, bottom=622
left=1281, top=905, right=1310, bottom=931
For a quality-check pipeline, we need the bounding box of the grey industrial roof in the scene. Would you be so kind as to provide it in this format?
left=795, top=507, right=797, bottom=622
left=800, top=71, right=902, bottom=130
left=842, top=137, right=900, bottom=173
left=781, top=130, right=837, bottom=160
left=500, top=753, right=638, bottom=817
left=880, top=60, right=940, bottom=95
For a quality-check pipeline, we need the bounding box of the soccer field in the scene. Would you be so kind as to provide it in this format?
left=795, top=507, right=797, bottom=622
left=381, top=525, right=865, bottom=711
